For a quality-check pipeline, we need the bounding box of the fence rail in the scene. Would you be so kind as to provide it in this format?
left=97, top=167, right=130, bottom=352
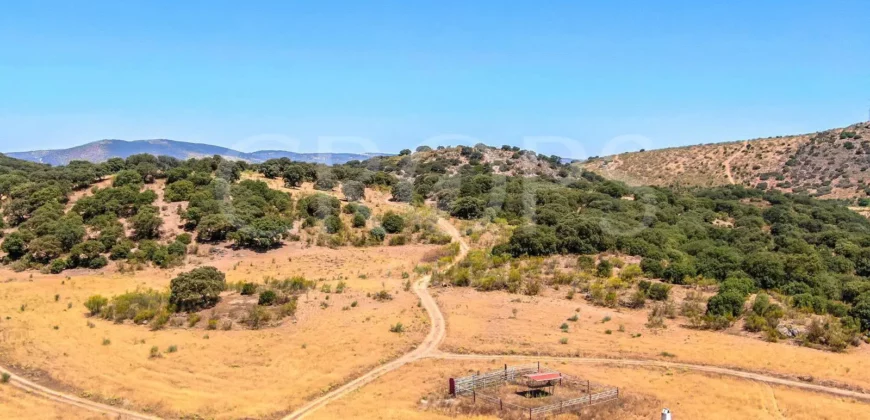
left=451, top=364, right=540, bottom=395
left=450, top=363, right=619, bottom=419
left=530, top=388, right=619, bottom=416
left=471, top=390, right=529, bottom=412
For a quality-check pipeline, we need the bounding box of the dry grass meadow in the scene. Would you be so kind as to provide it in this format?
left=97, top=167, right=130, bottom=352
left=435, top=287, right=870, bottom=391
left=4, top=190, right=870, bottom=418
left=0, top=243, right=435, bottom=418
left=310, top=358, right=869, bottom=420
left=0, top=385, right=110, bottom=420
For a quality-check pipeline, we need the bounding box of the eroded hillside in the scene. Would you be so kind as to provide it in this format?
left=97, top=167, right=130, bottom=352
left=582, top=122, right=870, bottom=201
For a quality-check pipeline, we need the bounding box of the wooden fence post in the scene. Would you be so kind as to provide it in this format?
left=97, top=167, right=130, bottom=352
left=473, top=390, right=476, bottom=403
left=500, top=398, right=503, bottom=410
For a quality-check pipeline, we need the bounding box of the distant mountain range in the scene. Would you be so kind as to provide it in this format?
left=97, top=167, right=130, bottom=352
left=5, top=139, right=390, bottom=166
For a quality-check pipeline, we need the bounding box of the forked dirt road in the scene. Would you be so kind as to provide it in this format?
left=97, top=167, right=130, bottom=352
left=282, top=218, right=468, bottom=420
left=5, top=216, right=870, bottom=419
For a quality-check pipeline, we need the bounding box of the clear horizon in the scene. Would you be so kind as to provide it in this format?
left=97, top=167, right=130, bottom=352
left=2, top=1, right=868, bottom=158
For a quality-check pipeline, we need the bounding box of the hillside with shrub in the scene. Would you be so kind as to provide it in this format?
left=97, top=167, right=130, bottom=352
left=0, top=151, right=450, bottom=273
left=8, top=138, right=870, bottom=347
left=325, top=144, right=870, bottom=349
left=582, top=122, right=870, bottom=202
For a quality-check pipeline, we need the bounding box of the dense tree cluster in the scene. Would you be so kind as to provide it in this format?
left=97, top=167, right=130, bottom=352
left=332, top=147, right=870, bottom=333
left=0, top=154, right=184, bottom=271
left=183, top=177, right=293, bottom=248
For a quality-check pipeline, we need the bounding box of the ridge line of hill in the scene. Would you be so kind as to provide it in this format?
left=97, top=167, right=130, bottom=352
left=581, top=121, right=870, bottom=201
left=4, top=139, right=389, bottom=166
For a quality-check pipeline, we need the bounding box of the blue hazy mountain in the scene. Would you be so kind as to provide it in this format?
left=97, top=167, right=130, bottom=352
left=5, top=139, right=389, bottom=166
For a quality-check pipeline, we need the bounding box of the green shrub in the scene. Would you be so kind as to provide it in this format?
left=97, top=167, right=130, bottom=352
left=49, top=258, right=67, bottom=274
left=280, top=298, right=298, bottom=317
left=389, top=322, right=404, bottom=333
left=324, top=215, right=344, bottom=234
left=169, top=266, right=226, bottom=312
left=175, top=233, right=192, bottom=245
left=150, top=310, right=170, bottom=330
left=258, top=290, right=278, bottom=306
left=88, top=256, right=108, bottom=269
left=388, top=235, right=408, bottom=246
left=370, top=226, right=386, bottom=242
left=381, top=212, right=405, bottom=233
left=84, top=295, right=108, bottom=316
left=596, top=260, right=613, bottom=278
left=240, top=282, right=257, bottom=296
left=706, top=290, right=746, bottom=318
left=743, top=313, right=768, bottom=332
left=647, top=283, right=671, bottom=301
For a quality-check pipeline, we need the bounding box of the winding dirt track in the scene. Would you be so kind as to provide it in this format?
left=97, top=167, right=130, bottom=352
left=0, top=365, right=159, bottom=419
left=5, top=216, right=870, bottom=419
left=281, top=218, right=468, bottom=420
left=723, top=141, right=748, bottom=185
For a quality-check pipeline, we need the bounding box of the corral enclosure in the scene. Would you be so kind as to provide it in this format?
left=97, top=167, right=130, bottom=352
left=449, top=363, right=618, bottom=418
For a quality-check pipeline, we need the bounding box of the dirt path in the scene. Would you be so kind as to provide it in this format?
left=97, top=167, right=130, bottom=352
left=0, top=366, right=159, bottom=419
left=7, top=215, right=870, bottom=418
left=429, top=353, right=870, bottom=403
left=284, top=216, right=870, bottom=419
left=282, top=218, right=468, bottom=420
left=723, top=141, right=748, bottom=185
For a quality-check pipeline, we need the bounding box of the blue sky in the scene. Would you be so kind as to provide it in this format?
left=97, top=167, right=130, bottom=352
left=1, top=1, right=868, bottom=158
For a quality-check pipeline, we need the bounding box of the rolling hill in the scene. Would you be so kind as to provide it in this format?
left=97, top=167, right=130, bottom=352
left=581, top=121, right=870, bottom=201
left=5, top=139, right=388, bottom=166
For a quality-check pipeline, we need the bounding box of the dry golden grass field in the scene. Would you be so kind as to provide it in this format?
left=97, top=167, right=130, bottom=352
left=310, top=358, right=869, bottom=420
left=4, top=210, right=870, bottom=418
left=0, top=243, right=436, bottom=418
left=0, top=385, right=109, bottom=420
left=435, top=287, right=870, bottom=391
